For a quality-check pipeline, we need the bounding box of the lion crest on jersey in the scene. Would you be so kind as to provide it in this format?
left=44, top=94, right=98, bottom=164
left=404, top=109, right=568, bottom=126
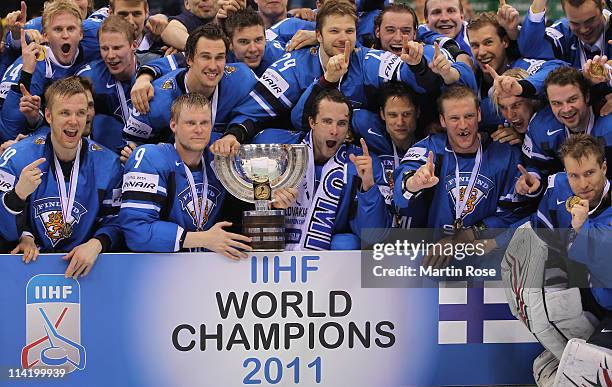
left=445, top=173, right=495, bottom=218
left=32, top=198, right=88, bottom=246
left=177, top=184, right=221, bottom=229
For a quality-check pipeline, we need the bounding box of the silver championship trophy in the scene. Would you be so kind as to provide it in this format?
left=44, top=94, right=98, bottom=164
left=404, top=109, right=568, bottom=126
left=214, top=144, right=308, bottom=251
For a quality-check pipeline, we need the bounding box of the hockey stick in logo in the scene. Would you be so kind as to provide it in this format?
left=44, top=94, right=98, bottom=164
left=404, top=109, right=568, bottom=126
left=22, top=307, right=68, bottom=368
left=38, top=307, right=86, bottom=370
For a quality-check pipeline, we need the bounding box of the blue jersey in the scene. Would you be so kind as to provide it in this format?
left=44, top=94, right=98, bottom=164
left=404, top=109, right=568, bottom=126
left=393, top=133, right=526, bottom=235
left=518, top=9, right=612, bottom=69
left=226, top=40, right=286, bottom=77
left=119, top=140, right=226, bottom=252
left=123, top=63, right=258, bottom=144
left=534, top=173, right=612, bottom=309
left=418, top=22, right=472, bottom=58
left=289, top=44, right=476, bottom=131
left=350, top=109, right=424, bottom=228
left=76, top=59, right=134, bottom=152
left=522, top=107, right=612, bottom=181
left=0, top=134, right=122, bottom=251
left=265, top=18, right=315, bottom=46
left=0, top=45, right=94, bottom=142
left=230, top=45, right=475, bottom=139
left=253, top=128, right=391, bottom=248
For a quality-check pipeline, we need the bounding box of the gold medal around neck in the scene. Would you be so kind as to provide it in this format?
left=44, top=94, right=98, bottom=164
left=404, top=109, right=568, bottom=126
left=566, top=196, right=581, bottom=212
left=35, top=45, right=46, bottom=62
left=61, top=222, right=73, bottom=238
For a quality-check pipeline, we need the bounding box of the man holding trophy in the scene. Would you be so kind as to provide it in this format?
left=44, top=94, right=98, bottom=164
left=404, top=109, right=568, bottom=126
left=120, top=93, right=261, bottom=259
left=248, top=89, right=391, bottom=250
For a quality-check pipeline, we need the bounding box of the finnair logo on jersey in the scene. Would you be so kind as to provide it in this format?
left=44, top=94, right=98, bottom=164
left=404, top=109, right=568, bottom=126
left=22, top=275, right=86, bottom=373
left=437, top=282, right=537, bottom=344
left=32, top=198, right=87, bottom=246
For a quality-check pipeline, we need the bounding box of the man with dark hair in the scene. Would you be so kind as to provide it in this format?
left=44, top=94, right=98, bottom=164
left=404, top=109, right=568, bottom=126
left=373, top=4, right=419, bottom=57
left=519, top=0, right=611, bottom=69
left=212, top=0, right=475, bottom=155
left=516, top=66, right=612, bottom=196
left=253, top=88, right=390, bottom=250
left=351, top=81, right=420, bottom=228
left=0, top=76, right=123, bottom=277
left=393, top=85, right=527, bottom=267
left=120, top=93, right=255, bottom=257
left=223, top=8, right=285, bottom=76
left=122, top=23, right=257, bottom=153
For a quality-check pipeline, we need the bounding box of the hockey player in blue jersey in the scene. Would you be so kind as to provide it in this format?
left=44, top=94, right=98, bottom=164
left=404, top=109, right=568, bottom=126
left=393, top=85, right=527, bottom=268
left=515, top=66, right=612, bottom=196
left=466, top=12, right=568, bottom=129
left=420, top=0, right=473, bottom=57
left=531, top=134, right=612, bottom=308
left=223, top=8, right=285, bottom=76
left=518, top=0, right=612, bottom=70
left=0, top=77, right=123, bottom=277
left=121, top=23, right=258, bottom=151
left=211, top=0, right=475, bottom=152
left=350, top=81, right=423, bottom=228
left=253, top=88, right=391, bottom=250
left=0, top=0, right=95, bottom=142
left=76, top=15, right=140, bottom=152
left=120, top=93, right=255, bottom=258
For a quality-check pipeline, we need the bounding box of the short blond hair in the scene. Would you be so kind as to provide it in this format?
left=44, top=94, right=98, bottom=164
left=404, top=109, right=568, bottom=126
left=98, top=14, right=137, bottom=44
left=44, top=76, right=87, bottom=111
left=170, top=93, right=211, bottom=122
left=42, top=0, right=83, bottom=33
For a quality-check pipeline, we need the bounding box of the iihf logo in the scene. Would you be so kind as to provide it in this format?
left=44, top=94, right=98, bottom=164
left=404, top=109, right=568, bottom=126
left=22, top=275, right=86, bottom=373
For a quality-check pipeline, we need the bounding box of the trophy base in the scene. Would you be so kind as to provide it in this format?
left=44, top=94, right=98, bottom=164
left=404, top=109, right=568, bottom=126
left=243, top=210, right=286, bottom=251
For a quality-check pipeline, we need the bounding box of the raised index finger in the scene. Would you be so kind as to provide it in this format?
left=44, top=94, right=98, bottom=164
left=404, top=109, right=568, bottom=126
left=434, top=42, right=440, bottom=58
left=19, top=83, right=30, bottom=97
left=499, top=0, right=506, bottom=6
left=427, top=151, right=435, bottom=173
left=360, top=138, right=369, bottom=156
left=483, top=63, right=500, bottom=79
left=343, top=40, right=351, bottom=64
left=20, top=28, right=26, bottom=47
left=20, top=1, right=27, bottom=23
left=517, top=164, right=530, bottom=177
left=27, top=157, right=46, bottom=170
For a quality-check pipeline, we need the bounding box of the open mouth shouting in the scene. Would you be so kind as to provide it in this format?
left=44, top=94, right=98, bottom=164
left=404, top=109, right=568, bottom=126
left=388, top=44, right=403, bottom=56
left=61, top=43, right=71, bottom=54
left=559, top=110, right=578, bottom=124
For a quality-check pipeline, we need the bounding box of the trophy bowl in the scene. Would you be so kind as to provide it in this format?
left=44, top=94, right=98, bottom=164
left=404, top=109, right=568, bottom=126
left=214, top=144, right=308, bottom=251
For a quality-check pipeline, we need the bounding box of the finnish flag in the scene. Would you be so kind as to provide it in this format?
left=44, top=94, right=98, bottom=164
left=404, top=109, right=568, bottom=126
left=438, top=281, right=538, bottom=344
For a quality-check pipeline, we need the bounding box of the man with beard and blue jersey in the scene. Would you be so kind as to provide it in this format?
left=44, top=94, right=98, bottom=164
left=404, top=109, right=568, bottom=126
left=254, top=89, right=390, bottom=250
left=393, top=85, right=527, bottom=268
left=0, top=1, right=100, bottom=142
left=0, top=77, right=122, bottom=277
left=531, top=134, right=612, bottom=309
left=211, top=0, right=475, bottom=155
left=515, top=66, right=612, bottom=197
left=121, top=23, right=257, bottom=151
left=120, top=93, right=258, bottom=258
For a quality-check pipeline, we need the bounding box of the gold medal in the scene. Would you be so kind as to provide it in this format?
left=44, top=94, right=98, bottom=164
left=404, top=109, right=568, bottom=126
left=61, top=222, right=73, bottom=238
left=589, top=62, right=605, bottom=78
left=565, top=196, right=581, bottom=212
left=35, top=45, right=46, bottom=62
